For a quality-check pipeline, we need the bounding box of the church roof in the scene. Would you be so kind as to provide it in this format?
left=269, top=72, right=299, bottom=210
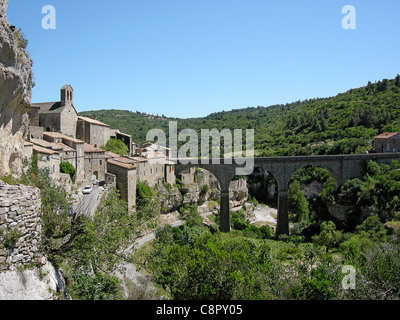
left=31, top=102, right=64, bottom=114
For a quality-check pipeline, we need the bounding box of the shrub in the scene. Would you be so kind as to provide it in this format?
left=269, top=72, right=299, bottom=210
left=312, top=221, right=343, bottom=249
left=291, top=265, right=337, bottom=300
left=136, top=181, right=153, bottom=208
left=71, top=271, right=124, bottom=300
left=100, top=138, right=129, bottom=156
left=200, top=184, right=209, bottom=196
left=289, top=180, right=309, bottom=222
left=230, top=211, right=250, bottom=230
left=60, top=161, right=76, bottom=182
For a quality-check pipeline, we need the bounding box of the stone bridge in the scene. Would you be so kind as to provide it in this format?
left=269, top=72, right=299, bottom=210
left=175, top=153, right=400, bottom=235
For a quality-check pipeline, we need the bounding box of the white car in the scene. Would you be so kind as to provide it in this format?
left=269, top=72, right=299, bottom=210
left=82, top=185, right=93, bottom=194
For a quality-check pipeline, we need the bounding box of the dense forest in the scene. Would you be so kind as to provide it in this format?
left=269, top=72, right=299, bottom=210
left=80, top=75, right=400, bottom=156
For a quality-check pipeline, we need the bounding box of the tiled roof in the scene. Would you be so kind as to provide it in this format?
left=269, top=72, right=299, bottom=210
left=84, top=143, right=105, bottom=153
left=107, top=159, right=136, bottom=170
left=33, top=145, right=59, bottom=155
left=78, top=116, right=110, bottom=127
left=31, top=138, right=75, bottom=152
left=43, top=132, right=84, bottom=144
left=374, top=132, right=400, bottom=139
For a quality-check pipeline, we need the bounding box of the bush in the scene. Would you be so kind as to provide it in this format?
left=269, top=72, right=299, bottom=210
left=136, top=181, right=153, bottom=208
left=230, top=211, right=250, bottom=230
left=312, top=221, right=343, bottom=249
left=291, top=265, right=338, bottom=300
left=60, top=161, right=76, bottom=182
left=100, top=138, right=129, bottom=156
left=289, top=180, right=309, bottom=222
left=71, top=271, right=124, bottom=300
left=200, top=184, right=209, bottom=196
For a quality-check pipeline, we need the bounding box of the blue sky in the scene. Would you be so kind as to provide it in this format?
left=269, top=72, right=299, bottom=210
left=7, top=0, right=400, bottom=118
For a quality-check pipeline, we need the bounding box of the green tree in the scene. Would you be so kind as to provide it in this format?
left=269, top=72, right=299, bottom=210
left=312, top=221, right=342, bottom=249
left=289, top=180, right=310, bottom=222
left=101, top=138, right=129, bottom=156
left=60, top=161, right=76, bottom=182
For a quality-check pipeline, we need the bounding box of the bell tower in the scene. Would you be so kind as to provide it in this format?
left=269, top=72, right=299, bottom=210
left=60, top=84, right=73, bottom=107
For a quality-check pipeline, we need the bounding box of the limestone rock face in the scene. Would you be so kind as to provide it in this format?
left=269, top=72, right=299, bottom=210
left=0, top=1, right=33, bottom=178
left=0, top=0, right=8, bottom=18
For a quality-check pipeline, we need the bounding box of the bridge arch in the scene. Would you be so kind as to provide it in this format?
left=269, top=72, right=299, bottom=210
left=288, top=165, right=338, bottom=223
left=247, top=166, right=279, bottom=205
left=175, top=162, right=237, bottom=232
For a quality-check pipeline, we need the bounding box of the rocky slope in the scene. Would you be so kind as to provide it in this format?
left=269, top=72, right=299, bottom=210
left=0, top=0, right=33, bottom=178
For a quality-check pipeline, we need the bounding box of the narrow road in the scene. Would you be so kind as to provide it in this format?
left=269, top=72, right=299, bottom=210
left=73, top=185, right=103, bottom=218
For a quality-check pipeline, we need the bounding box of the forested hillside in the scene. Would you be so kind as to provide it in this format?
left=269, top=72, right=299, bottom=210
left=80, top=76, right=400, bottom=156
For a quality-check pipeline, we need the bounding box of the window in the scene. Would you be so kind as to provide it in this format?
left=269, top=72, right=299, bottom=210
left=100, top=160, right=102, bottom=165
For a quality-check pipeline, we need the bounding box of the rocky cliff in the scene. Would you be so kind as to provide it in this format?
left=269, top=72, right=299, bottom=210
left=0, top=2, right=62, bottom=300
left=0, top=0, right=33, bottom=178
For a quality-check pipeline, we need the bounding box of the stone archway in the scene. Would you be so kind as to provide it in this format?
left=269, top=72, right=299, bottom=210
left=175, top=162, right=236, bottom=232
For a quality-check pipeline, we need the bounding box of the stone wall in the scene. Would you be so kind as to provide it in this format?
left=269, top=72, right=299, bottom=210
left=60, top=104, right=78, bottom=138
left=0, top=181, right=44, bottom=271
left=107, top=161, right=137, bottom=209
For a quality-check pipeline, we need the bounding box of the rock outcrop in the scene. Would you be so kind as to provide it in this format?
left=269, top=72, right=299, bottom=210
left=0, top=0, right=33, bottom=178
left=157, top=169, right=249, bottom=216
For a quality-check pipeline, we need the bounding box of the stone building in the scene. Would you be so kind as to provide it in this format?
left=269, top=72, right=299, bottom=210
left=83, top=143, right=106, bottom=182
left=106, top=159, right=136, bottom=209
left=30, top=138, right=76, bottom=170
left=77, top=116, right=110, bottom=148
left=26, top=105, right=44, bottom=140
left=43, top=132, right=85, bottom=183
left=374, top=132, right=400, bottom=153
left=32, top=85, right=78, bottom=138
left=32, top=145, right=60, bottom=181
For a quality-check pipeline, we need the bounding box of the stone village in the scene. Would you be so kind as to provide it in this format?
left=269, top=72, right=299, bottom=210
left=23, top=84, right=177, bottom=210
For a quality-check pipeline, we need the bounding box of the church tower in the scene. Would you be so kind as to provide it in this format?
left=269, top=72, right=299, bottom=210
left=60, top=84, right=73, bottom=107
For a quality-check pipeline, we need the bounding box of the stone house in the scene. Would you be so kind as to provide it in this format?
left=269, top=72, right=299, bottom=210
left=106, top=159, right=136, bottom=209
left=32, top=85, right=78, bottom=138
left=32, top=145, right=60, bottom=180
left=165, top=160, right=176, bottom=185
left=135, top=142, right=175, bottom=186
left=42, top=132, right=85, bottom=183
left=30, top=138, right=76, bottom=170
left=83, top=143, right=106, bottom=182
left=26, top=105, right=44, bottom=140
left=374, top=132, right=400, bottom=153
left=77, top=116, right=111, bottom=148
